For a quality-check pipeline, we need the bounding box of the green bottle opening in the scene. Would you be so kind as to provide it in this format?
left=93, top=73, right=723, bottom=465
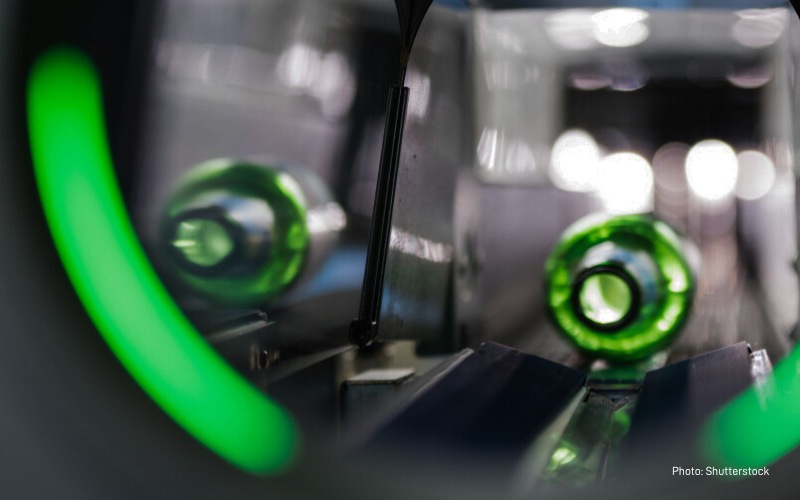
left=162, top=160, right=310, bottom=306
left=546, top=214, right=694, bottom=362
left=576, top=269, right=635, bottom=327
left=172, top=218, right=236, bottom=268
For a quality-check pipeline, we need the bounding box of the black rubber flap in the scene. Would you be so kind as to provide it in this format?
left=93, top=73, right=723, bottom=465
left=368, top=341, right=586, bottom=462
left=620, top=342, right=753, bottom=466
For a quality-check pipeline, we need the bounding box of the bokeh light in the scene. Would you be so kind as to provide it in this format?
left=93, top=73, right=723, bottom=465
left=549, top=129, right=601, bottom=192
left=596, top=152, right=654, bottom=214
left=736, top=150, right=775, bottom=201
left=591, top=8, right=650, bottom=48
left=685, top=140, right=738, bottom=202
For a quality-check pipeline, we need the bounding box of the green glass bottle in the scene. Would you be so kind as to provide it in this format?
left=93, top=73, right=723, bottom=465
left=161, top=158, right=344, bottom=306
left=545, top=214, right=694, bottom=362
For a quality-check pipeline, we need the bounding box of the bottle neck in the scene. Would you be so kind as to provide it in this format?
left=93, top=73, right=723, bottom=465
left=570, top=242, right=662, bottom=332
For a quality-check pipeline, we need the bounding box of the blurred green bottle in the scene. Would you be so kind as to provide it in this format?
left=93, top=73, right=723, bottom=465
left=545, top=214, right=695, bottom=362
left=161, top=159, right=345, bottom=306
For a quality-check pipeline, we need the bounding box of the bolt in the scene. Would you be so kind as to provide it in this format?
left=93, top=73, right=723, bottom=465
left=249, top=343, right=270, bottom=371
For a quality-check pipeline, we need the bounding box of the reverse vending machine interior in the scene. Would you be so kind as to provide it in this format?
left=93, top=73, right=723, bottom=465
left=3, top=0, right=800, bottom=498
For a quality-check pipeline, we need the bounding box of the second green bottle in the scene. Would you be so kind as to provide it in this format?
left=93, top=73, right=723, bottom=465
left=545, top=214, right=695, bottom=362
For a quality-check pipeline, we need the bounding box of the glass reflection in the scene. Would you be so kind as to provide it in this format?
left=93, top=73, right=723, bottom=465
left=477, top=128, right=538, bottom=175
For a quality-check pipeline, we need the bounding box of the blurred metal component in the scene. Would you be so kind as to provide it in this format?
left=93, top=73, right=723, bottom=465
left=472, top=9, right=559, bottom=185
left=341, top=368, right=416, bottom=424
left=443, top=173, right=484, bottom=351
left=397, top=0, right=435, bottom=68
left=351, top=85, right=410, bottom=346
left=350, top=0, right=433, bottom=346
left=204, top=311, right=280, bottom=375
left=136, top=0, right=364, bottom=221
left=135, top=0, right=403, bottom=368
left=376, top=5, right=479, bottom=350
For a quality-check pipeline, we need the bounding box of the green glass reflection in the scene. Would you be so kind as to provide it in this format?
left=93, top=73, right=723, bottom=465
left=27, top=46, right=298, bottom=474
left=547, top=444, right=578, bottom=472
left=545, top=214, right=694, bottom=362
left=702, top=347, right=800, bottom=470
left=173, top=218, right=235, bottom=267
left=164, top=161, right=310, bottom=306
left=579, top=273, right=632, bottom=325
left=542, top=391, right=637, bottom=486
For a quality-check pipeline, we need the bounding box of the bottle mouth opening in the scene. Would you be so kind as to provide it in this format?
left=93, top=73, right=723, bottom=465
left=165, top=206, right=246, bottom=278
left=164, top=197, right=275, bottom=279
left=571, top=265, right=640, bottom=332
left=172, top=217, right=235, bottom=268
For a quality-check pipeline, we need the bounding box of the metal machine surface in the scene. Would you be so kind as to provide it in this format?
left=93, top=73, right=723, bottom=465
left=3, top=0, right=800, bottom=499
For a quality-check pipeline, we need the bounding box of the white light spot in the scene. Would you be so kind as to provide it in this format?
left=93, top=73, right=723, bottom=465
left=736, top=150, right=776, bottom=200
left=549, top=129, right=600, bottom=192
left=277, top=44, right=321, bottom=90
left=277, top=45, right=356, bottom=117
left=477, top=128, right=500, bottom=171
left=668, top=272, right=688, bottom=293
left=685, top=140, right=739, bottom=202
left=591, top=8, right=650, bottom=48
left=596, top=152, right=654, bottom=214
left=306, top=202, right=347, bottom=234
left=731, top=8, right=788, bottom=48
left=406, top=69, right=431, bottom=121
left=390, top=228, right=453, bottom=264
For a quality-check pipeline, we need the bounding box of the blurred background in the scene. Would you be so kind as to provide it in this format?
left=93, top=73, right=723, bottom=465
left=3, top=0, right=800, bottom=498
